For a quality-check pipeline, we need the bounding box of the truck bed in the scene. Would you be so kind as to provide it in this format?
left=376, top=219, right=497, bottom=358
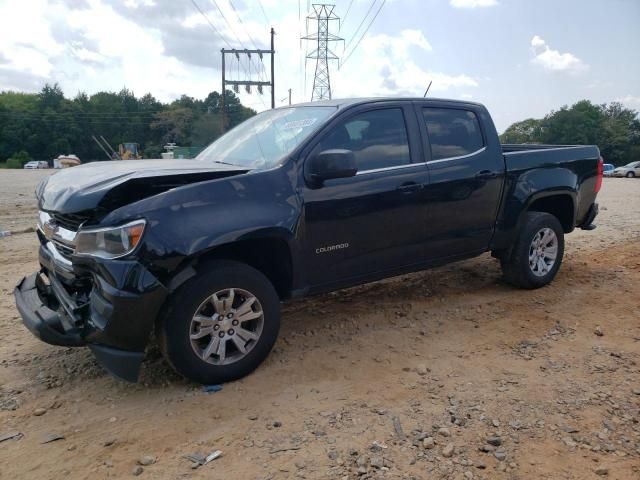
left=499, top=143, right=601, bottom=232
left=501, top=143, right=593, bottom=153
left=501, top=143, right=600, bottom=170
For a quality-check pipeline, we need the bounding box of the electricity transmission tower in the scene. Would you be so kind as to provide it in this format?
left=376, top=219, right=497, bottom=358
left=302, top=4, right=343, bottom=101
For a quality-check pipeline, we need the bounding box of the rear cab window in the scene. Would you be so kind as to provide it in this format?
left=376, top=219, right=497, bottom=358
left=422, top=107, right=484, bottom=160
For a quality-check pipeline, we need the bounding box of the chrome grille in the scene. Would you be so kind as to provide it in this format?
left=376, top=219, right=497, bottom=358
left=51, top=212, right=91, bottom=231
left=51, top=239, right=74, bottom=261
left=38, top=211, right=78, bottom=267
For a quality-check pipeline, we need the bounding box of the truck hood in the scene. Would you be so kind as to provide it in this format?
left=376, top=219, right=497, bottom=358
left=37, top=159, right=250, bottom=215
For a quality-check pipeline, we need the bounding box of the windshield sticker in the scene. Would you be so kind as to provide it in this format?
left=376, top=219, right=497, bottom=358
left=282, top=118, right=317, bottom=130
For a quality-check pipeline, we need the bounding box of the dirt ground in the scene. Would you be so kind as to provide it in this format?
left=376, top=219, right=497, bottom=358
left=0, top=170, right=639, bottom=480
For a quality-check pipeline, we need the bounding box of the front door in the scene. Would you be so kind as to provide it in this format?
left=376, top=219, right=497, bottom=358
left=301, top=104, right=429, bottom=289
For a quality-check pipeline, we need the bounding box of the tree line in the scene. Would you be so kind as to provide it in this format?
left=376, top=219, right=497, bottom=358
left=500, top=100, right=640, bottom=166
left=0, top=84, right=257, bottom=167
left=1, top=88, right=638, bottom=168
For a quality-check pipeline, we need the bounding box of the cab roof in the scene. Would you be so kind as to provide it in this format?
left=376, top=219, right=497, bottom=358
left=286, top=97, right=484, bottom=110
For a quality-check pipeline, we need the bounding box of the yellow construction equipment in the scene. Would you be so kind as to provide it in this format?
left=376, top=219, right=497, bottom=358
left=118, top=142, right=142, bottom=160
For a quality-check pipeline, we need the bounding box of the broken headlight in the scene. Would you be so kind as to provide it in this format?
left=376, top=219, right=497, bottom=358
left=75, top=220, right=146, bottom=259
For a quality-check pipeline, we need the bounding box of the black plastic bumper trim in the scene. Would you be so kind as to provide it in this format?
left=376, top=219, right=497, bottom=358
left=579, top=202, right=599, bottom=230
left=14, top=274, right=85, bottom=347
left=89, top=344, right=144, bottom=382
left=15, top=273, right=146, bottom=382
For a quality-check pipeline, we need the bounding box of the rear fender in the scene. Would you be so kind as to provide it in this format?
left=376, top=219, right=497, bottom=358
left=491, top=167, right=578, bottom=251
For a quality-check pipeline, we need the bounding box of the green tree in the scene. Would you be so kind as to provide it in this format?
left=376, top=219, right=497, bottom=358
left=501, top=100, right=639, bottom=166
left=191, top=113, right=224, bottom=147
left=500, top=118, right=543, bottom=144
left=0, top=85, right=256, bottom=163
left=150, top=107, right=194, bottom=145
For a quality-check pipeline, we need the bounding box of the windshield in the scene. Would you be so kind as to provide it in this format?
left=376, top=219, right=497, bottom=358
left=196, top=106, right=336, bottom=169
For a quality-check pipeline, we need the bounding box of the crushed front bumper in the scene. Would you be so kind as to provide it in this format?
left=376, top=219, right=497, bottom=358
left=15, top=273, right=85, bottom=347
left=14, top=246, right=168, bottom=382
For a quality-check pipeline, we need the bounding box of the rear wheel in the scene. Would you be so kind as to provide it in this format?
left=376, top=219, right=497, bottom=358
left=158, top=260, right=280, bottom=384
left=501, top=212, right=564, bottom=289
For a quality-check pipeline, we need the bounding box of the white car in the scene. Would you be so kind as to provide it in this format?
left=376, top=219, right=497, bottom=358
left=23, top=161, right=48, bottom=169
left=613, top=161, right=640, bottom=178
left=603, top=163, right=615, bottom=177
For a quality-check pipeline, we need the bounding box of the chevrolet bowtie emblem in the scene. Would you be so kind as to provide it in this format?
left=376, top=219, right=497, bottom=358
left=42, top=219, right=59, bottom=240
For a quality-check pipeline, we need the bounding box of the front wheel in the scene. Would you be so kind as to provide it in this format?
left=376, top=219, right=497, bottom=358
left=501, top=212, right=565, bottom=289
left=158, top=260, right=280, bottom=384
left=626, top=171, right=635, bottom=178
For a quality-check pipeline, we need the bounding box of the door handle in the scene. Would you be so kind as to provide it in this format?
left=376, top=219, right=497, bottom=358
left=475, top=170, right=497, bottom=179
left=397, top=183, right=423, bottom=194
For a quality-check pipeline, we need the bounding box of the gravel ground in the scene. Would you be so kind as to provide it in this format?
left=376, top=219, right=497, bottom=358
left=0, top=171, right=639, bottom=480
left=0, top=170, right=50, bottom=235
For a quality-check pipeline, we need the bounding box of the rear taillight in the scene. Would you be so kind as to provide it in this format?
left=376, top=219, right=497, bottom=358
left=595, top=156, right=603, bottom=193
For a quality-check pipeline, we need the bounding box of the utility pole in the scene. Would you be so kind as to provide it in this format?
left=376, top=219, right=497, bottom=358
left=288, top=88, right=292, bottom=105
left=221, top=28, right=275, bottom=131
left=221, top=47, right=226, bottom=131
left=302, top=4, right=343, bottom=101
left=270, top=27, right=275, bottom=109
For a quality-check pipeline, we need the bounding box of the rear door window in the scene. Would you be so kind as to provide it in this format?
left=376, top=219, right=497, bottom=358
left=422, top=108, right=484, bottom=160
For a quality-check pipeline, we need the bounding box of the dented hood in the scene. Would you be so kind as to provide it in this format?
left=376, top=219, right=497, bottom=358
left=37, top=159, right=249, bottom=214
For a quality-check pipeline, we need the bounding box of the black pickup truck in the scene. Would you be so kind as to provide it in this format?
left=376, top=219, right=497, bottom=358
left=15, top=98, right=602, bottom=383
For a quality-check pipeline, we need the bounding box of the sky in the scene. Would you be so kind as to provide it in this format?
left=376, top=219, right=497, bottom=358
left=0, top=0, right=638, bottom=133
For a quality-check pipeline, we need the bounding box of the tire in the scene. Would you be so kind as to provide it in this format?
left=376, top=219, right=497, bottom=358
left=501, top=212, right=565, bottom=289
left=626, top=171, right=635, bottom=178
left=157, top=260, right=280, bottom=384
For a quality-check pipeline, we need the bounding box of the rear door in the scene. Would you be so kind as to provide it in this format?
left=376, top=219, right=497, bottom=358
left=417, top=104, right=504, bottom=259
left=301, top=103, right=430, bottom=289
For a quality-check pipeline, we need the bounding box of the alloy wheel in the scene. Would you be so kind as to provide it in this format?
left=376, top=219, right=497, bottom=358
left=189, top=288, right=264, bottom=365
left=528, top=227, right=558, bottom=277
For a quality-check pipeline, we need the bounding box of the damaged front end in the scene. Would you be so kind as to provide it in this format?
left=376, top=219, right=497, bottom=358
left=15, top=212, right=168, bottom=381
left=16, top=159, right=251, bottom=381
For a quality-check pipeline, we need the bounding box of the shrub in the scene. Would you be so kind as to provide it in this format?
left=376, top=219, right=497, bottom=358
left=5, top=150, right=31, bottom=168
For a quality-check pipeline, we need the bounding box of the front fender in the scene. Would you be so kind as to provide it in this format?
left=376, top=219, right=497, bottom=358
left=162, top=226, right=298, bottom=293
left=100, top=167, right=301, bottom=282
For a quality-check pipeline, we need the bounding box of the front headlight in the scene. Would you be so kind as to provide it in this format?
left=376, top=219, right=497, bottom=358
left=75, top=220, right=146, bottom=259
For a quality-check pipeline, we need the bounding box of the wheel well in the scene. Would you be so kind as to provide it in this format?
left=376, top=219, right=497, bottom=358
left=528, top=195, right=574, bottom=232
left=191, top=238, right=293, bottom=300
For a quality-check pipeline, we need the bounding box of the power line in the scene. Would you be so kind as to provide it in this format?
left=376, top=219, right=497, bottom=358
left=228, top=0, right=261, bottom=49
left=256, top=0, right=270, bottom=25
left=207, top=0, right=262, bottom=80
left=0, top=111, right=162, bottom=117
left=0, top=105, right=255, bottom=120
left=190, top=0, right=269, bottom=110
left=208, top=0, right=244, bottom=46
left=342, top=0, right=386, bottom=67
left=188, top=0, right=264, bottom=94
left=252, top=2, right=283, bottom=108
left=0, top=106, right=254, bottom=117
left=343, top=0, right=377, bottom=52
left=339, top=0, right=355, bottom=32
left=188, top=0, right=232, bottom=52
left=227, top=0, right=269, bottom=81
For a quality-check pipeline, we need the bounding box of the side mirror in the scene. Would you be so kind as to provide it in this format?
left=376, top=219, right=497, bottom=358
left=307, top=149, right=357, bottom=184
